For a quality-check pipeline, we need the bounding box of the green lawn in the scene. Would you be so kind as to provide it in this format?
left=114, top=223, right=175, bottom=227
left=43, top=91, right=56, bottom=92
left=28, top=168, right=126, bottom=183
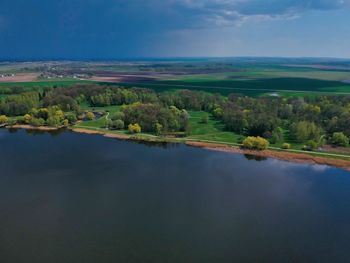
left=188, top=111, right=241, bottom=144
left=77, top=104, right=121, bottom=129
left=79, top=117, right=107, bottom=129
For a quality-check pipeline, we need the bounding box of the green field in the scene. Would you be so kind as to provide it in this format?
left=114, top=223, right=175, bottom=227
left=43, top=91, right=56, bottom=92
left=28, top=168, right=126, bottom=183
left=111, top=75, right=350, bottom=96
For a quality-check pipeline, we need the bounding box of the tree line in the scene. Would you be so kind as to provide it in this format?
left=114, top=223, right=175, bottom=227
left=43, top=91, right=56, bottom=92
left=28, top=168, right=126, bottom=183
left=0, top=84, right=350, bottom=148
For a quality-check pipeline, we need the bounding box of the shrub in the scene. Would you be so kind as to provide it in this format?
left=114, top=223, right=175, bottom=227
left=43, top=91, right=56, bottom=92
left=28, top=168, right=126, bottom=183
left=155, top=123, right=163, bottom=135
left=303, top=140, right=318, bottom=151
left=86, top=112, right=95, bottom=120
left=109, top=119, right=124, bottom=130
left=23, top=114, right=32, bottom=123
left=66, top=113, right=77, bottom=124
left=331, top=132, right=349, bottom=147
left=128, top=123, right=141, bottom=134
left=30, top=118, right=45, bottom=127
left=242, top=136, right=269, bottom=151
left=62, top=119, right=69, bottom=126
left=0, top=115, right=8, bottom=124
left=111, top=111, right=125, bottom=121
left=16, top=116, right=25, bottom=124
left=46, top=116, right=61, bottom=127
left=282, top=143, right=291, bottom=149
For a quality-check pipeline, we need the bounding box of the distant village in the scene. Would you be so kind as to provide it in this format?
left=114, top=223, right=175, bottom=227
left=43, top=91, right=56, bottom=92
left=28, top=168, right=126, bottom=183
left=0, top=73, right=15, bottom=78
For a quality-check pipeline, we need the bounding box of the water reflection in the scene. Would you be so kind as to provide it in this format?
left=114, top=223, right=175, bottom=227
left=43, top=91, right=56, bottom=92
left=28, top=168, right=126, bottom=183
left=0, top=129, right=349, bottom=263
left=244, top=154, right=268, bottom=161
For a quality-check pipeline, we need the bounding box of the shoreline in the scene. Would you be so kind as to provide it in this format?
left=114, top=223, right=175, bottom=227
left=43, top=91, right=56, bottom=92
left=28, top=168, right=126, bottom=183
left=8, top=124, right=60, bottom=131
left=186, top=141, right=350, bottom=172
left=4, top=125, right=350, bottom=172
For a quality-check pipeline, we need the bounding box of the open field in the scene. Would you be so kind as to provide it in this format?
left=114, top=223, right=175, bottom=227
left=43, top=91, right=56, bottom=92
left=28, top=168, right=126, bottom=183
left=0, top=59, right=349, bottom=96
left=0, top=73, right=39, bottom=82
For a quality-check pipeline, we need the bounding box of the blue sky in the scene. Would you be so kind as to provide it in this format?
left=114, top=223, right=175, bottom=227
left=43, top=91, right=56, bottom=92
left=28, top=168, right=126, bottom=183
left=0, top=0, right=349, bottom=59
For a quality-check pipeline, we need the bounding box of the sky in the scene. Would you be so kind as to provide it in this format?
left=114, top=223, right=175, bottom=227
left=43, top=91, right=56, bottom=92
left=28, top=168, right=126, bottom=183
left=0, top=0, right=349, bottom=59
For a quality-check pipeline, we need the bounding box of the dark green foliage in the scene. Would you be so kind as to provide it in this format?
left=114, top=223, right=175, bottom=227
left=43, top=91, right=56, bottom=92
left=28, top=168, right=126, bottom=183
left=122, top=103, right=189, bottom=133
left=66, top=113, right=78, bottom=124
left=108, top=119, right=124, bottom=130
left=331, top=132, right=349, bottom=147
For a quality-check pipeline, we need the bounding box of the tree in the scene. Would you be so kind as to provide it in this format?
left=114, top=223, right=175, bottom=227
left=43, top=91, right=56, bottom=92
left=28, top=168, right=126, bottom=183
left=111, top=111, right=125, bottom=121
left=47, top=116, right=61, bottom=127
left=0, top=115, right=8, bottom=124
left=23, top=114, right=32, bottom=123
left=29, top=118, right=45, bottom=127
left=213, top=107, right=223, bottom=118
left=303, top=140, right=318, bottom=151
left=243, top=136, right=269, bottom=150
left=290, top=121, right=322, bottom=143
left=128, top=123, right=141, bottom=134
left=108, top=119, right=124, bottom=130
left=155, top=123, right=163, bottom=135
left=66, top=113, right=77, bottom=124
left=270, top=127, right=284, bottom=144
left=86, top=112, right=95, bottom=120
left=332, top=132, right=349, bottom=147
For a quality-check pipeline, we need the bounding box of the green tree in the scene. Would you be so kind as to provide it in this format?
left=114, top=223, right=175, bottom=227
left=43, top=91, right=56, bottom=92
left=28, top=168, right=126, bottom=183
left=66, top=113, right=77, bottom=124
left=332, top=132, right=349, bottom=147
left=30, top=118, right=45, bottom=127
left=303, top=140, right=318, bottom=151
left=155, top=123, right=163, bottom=135
left=108, top=119, right=124, bottom=130
left=47, top=116, right=61, bottom=127
left=111, top=111, right=125, bottom=121
left=291, top=121, right=322, bottom=143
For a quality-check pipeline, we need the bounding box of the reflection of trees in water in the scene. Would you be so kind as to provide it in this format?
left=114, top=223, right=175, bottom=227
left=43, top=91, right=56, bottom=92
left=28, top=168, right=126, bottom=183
left=25, top=128, right=67, bottom=137
left=132, top=140, right=180, bottom=149
left=8, top=128, right=18, bottom=134
left=244, top=154, right=267, bottom=162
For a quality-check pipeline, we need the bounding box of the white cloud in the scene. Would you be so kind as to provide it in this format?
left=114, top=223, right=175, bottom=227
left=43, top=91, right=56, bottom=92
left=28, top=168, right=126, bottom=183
left=170, top=0, right=350, bottom=27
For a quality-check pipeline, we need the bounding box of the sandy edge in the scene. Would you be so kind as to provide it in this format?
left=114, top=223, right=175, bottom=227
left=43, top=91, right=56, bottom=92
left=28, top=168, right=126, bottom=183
left=71, top=128, right=130, bottom=140
left=8, top=124, right=60, bottom=131
left=4, top=125, right=350, bottom=172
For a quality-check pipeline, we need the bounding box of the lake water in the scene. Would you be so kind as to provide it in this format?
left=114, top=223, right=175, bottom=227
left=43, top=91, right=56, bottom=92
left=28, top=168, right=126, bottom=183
left=1, top=129, right=350, bottom=263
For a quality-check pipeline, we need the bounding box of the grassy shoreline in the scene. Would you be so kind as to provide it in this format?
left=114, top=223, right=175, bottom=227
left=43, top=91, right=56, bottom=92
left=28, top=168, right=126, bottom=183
left=3, top=123, right=350, bottom=171
left=71, top=124, right=350, bottom=171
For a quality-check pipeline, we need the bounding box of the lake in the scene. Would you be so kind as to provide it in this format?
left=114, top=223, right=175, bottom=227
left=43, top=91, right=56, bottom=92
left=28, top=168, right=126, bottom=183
left=0, top=129, right=350, bottom=263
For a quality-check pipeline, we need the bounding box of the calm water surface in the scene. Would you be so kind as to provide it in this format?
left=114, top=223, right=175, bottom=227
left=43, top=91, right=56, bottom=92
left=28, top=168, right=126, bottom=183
left=0, top=129, right=350, bottom=263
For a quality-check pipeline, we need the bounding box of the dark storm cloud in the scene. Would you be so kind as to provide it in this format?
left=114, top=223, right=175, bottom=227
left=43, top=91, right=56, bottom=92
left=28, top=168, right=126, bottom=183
left=0, top=0, right=349, bottom=58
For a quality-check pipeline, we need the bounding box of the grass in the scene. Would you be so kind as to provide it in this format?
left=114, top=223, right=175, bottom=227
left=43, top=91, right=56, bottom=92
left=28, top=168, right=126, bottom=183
left=188, top=111, right=242, bottom=144
left=79, top=117, right=107, bottom=129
